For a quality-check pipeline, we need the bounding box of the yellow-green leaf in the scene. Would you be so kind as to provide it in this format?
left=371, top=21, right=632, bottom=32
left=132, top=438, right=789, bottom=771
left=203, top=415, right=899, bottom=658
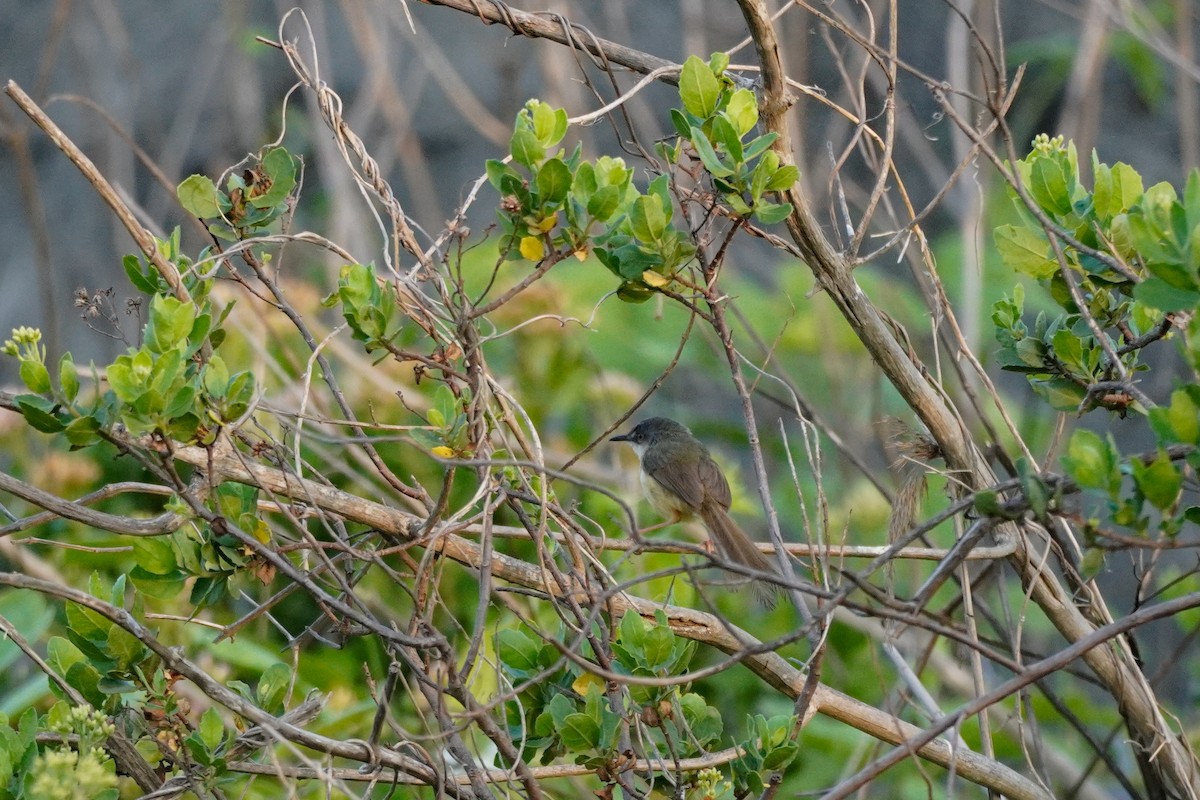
left=571, top=672, right=605, bottom=695
left=995, top=225, right=1057, bottom=279
left=726, top=88, right=758, bottom=135
left=641, top=270, right=669, bottom=288
left=679, top=55, right=720, bottom=118
left=519, top=236, right=545, bottom=261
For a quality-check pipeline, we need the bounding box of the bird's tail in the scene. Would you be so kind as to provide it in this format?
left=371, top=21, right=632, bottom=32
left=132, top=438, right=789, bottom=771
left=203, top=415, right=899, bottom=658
left=699, top=501, right=782, bottom=608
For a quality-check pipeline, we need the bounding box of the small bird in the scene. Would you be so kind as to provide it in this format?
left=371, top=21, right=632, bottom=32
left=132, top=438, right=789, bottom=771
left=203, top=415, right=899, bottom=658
left=611, top=417, right=781, bottom=606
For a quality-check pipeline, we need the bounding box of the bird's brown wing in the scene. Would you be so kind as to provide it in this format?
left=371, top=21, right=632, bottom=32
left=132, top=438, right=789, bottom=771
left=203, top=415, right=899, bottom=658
left=643, top=447, right=707, bottom=512
left=696, top=453, right=732, bottom=511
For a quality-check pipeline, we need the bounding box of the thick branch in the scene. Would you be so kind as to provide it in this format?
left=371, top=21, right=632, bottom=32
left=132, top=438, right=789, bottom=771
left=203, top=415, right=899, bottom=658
left=0, top=471, right=184, bottom=537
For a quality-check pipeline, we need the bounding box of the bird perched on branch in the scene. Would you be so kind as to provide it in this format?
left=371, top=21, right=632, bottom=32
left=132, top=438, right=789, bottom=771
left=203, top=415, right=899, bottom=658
left=611, top=417, right=781, bottom=607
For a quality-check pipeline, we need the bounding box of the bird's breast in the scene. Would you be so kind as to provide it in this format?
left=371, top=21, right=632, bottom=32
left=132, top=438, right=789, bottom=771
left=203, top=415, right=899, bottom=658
left=641, top=468, right=695, bottom=521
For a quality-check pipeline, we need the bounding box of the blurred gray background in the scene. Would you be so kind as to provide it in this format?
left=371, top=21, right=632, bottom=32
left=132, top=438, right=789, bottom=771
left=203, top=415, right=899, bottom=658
left=0, top=0, right=1194, bottom=369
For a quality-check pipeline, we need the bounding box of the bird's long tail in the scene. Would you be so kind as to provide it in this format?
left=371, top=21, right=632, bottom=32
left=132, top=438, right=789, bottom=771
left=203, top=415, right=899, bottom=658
left=699, top=501, right=782, bottom=608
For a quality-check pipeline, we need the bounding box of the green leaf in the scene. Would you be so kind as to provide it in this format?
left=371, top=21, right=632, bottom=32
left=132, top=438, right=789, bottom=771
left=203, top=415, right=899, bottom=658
left=1132, top=277, right=1200, bottom=312
left=184, top=731, right=215, bottom=767
left=614, top=611, right=653, bottom=667
left=1019, top=465, right=1050, bottom=518
left=134, top=538, right=178, bottom=575
left=680, top=693, right=723, bottom=743
left=994, top=225, right=1056, bottom=278
left=726, top=192, right=753, bottom=217
left=642, top=622, right=676, bottom=672
left=710, top=114, right=743, bottom=162
left=486, top=159, right=521, bottom=192
left=688, top=125, right=734, bottom=177
left=1062, top=429, right=1120, bottom=496
left=559, top=711, right=601, bottom=751
left=630, top=194, right=667, bottom=243
left=251, top=147, right=297, bottom=209
left=145, top=295, right=197, bottom=354
left=64, top=660, right=104, bottom=707
left=587, top=185, right=621, bottom=222
left=1032, top=377, right=1087, bottom=411
left=1050, top=327, right=1085, bottom=372
left=65, top=601, right=109, bottom=651
left=595, top=156, right=632, bottom=189
left=107, top=624, right=147, bottom=671
left=762, top=743, right=800, bottom=770
left=765, top=164, right=799, bottom=192
left=668, top=107, right=692, bottom=140
left=530, top=101, right=568, bottom=148
left=497, top=629, right=542, bottom=677
left=19, top=360, right=50, bottom=395
left=165, top=411, right=200, bottom=442
left=59, top=353, right=79, bottom=403
left=190, top=574, right=229, bottom=607
left=616, top=281, right=655, bottom=303
left=1168, top=388, right=1200, bottom=444
left=1186, top=169, right=1200, bottom=229
left=1150, top=389, right=1200, bottom=445
left=256, top=663, right=291, bottom=713
left=1093, top=159, right=1144, bottom=221
left=123, top=255, right=159, bottom=294
left=536, top=157, right=571, bottom=205
left=130, top=565, right=187, bottom=600
left=510, top=128, right=544, bottom=169
left=64, top=415, right=102, bottom=448
left=199, top=707, right=225, bottom=750
left=679, top=55, right=721, bottom=118
left=608, top=244, right=662, bottom=280
left=163, top=385, right=197, bottom=421
left=708, top=51, right=730, bottom=75
left=1030, top=153, right=1075, bottom=217
left=1131, top=451, right=1182, bottom=511
left=148, top=348, right=185, bottom=397
left=177, top=174, right=222, bottom=218
left=1092, top=160, right=1113, bottom=219
left=742, top=132, right=779, bottom=161
left=203, top=354, right=231, bottom=397
left=727, top=88, right=758, bottom=136
left=105, top=356, right=139, bottom=405
left=547, top=692, right=576, bottom=726
left=47, top=636, right=86, bottom=676
left=1011, top=336, right=1046, bottom=368
left=749, top=160, right=772, bottom=205
left=571, top=160, right=596, bottom=196
left=646, top=174, right=672, bottom=213
left=16, top=394, right=64, bottom=433
left=753, top=201, right=794, bottom=225
left=217, top=482, right=258, bottom=520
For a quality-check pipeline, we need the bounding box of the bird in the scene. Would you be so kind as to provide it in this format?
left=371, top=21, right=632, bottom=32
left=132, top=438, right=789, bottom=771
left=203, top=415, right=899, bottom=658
left=611, top=417, right=781, bottom=606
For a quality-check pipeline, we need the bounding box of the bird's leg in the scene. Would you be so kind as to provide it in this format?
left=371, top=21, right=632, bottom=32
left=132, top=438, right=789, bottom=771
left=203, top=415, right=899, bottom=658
left=637, top=508, right=689, bottom=536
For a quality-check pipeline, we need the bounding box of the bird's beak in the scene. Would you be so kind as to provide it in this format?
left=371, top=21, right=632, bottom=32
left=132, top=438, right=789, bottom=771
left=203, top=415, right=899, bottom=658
left=610, top=432, right=631, bottom=442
